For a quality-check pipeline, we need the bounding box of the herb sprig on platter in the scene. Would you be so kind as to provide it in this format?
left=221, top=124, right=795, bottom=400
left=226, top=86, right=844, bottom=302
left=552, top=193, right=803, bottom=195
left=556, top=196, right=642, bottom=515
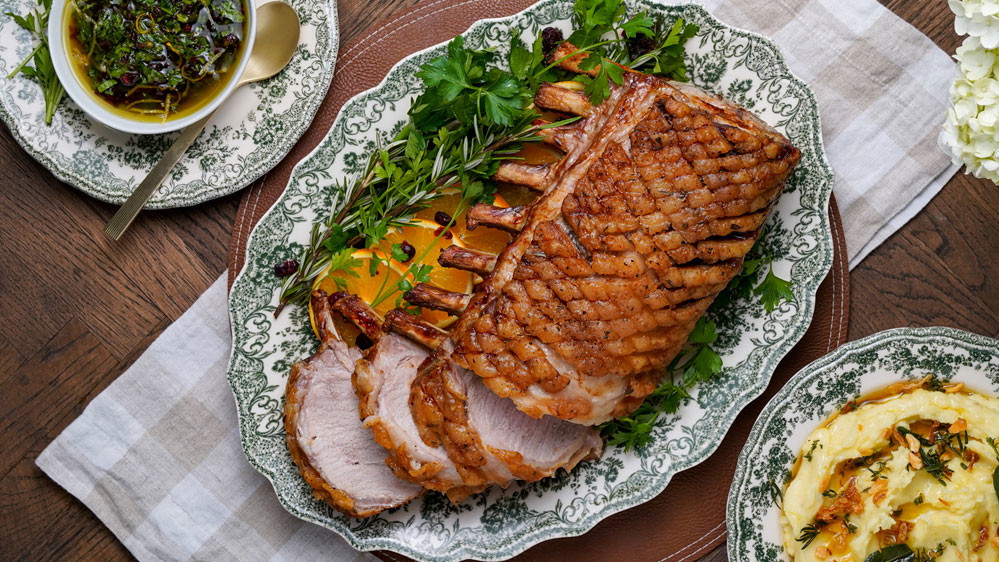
left=6, top=0, right=65, bottom=124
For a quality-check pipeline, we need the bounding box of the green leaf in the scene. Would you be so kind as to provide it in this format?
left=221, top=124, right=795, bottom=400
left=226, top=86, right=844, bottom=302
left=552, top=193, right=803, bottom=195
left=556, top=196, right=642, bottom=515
left=97, top=79, right=117, bottom=93
left=864, top=544, right=915, bottom=562
left=390, top=243, right=410, bottom=263
left=404, top=128, right=425, bottom=161
left=754, top=264, right=794, bottom=313
left=508, top=34, right=532, bottom=80
left=620, top=12, right=654, bottom=38
left=326, top=249, right=362, bottom=281
left=687, top=318, right=717, bottom=345
left=368, top=254, right=384, bottom=277
left=993, top=465, right=999, bottom=508
left=569, top=0, right=623, bottom=46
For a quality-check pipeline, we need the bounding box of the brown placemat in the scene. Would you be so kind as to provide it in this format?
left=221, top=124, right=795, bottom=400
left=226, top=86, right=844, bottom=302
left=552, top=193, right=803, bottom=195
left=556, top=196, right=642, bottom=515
left=226, top=1, right=851, bottom=559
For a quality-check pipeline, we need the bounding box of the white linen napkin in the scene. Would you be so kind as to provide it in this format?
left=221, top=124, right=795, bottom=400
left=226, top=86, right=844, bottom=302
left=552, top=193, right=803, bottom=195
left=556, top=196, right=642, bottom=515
left=37, top=1, right=959, bottom=560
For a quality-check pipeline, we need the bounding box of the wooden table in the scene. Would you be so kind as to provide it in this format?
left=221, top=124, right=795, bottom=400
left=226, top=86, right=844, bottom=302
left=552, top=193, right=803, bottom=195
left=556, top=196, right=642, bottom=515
left=0, top=0, right=996, bottom=560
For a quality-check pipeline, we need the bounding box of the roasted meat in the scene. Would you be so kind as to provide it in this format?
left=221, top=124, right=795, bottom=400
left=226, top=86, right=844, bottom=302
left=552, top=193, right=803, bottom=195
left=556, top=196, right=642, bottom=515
left=410, top=50, right=800, bottom=427
left=284, top=45, right=800, bottom=511
left=336, top=294, right=602, bottom=502
left=284, top=292, right=423, bottom=516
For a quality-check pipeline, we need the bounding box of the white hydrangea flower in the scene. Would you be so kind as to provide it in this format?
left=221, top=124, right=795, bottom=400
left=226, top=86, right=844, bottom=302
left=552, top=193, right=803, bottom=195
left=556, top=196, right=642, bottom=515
left=950, top=0, right=999, bottom=48
left=939, top=36, right=999, bottom=183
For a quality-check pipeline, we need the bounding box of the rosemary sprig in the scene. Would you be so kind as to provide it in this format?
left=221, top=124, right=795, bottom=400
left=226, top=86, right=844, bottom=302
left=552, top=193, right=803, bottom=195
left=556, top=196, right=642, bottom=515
left=276, top=116, right=548, bottom=314
left=795, top=522, right=821, bottom=549
left=6, top=0, right=65, bottom=124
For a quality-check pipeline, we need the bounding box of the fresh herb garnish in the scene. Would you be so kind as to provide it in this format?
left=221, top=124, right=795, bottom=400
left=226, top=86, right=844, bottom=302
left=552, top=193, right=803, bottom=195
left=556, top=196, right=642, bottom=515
left=754, top=252, right=795, bottom=313
left=804, top=439, right=821, bottom=461
left=6, top=0, right=65, bottom=124
left=864, top=544, right=915, bottom=562
left=988, top=436, right=999, bottom=506
left=867, top=459, right=889, bottom=481
left=795, top=521, right=821, bottom=549
left=865, top=543, right=947, bottom=562
left=843, top=513, right=857, bottom=534
left=897, top=425, right=960, bottom=485
left=822, top=488, right=838, bottom=498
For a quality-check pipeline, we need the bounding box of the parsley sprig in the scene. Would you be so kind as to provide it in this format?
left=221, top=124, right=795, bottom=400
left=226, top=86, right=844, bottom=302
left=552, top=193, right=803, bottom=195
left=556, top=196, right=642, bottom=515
left=6, top=0, right=65, bottom=124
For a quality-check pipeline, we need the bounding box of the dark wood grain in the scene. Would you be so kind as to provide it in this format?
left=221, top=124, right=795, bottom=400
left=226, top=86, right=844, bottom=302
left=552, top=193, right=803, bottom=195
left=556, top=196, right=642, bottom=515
left=0, top=1, right=996, bottom=561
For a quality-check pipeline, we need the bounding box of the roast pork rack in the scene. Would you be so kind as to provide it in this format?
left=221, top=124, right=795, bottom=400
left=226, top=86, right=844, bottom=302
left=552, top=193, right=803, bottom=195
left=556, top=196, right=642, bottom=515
left=285, top=40, right=799, bottom=514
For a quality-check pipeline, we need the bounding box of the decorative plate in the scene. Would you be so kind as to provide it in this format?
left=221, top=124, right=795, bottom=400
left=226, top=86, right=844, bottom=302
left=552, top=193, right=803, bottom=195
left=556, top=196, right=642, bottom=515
left=227, top=1, right=835, bottom=560
left=727, top=327, right=999, bottom=561
left=0, top=0, right=338, bottom=208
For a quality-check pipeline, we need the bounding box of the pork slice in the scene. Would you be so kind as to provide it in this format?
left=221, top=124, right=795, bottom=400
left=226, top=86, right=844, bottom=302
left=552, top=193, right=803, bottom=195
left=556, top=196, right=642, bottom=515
left=353, top=333, right=480, bottom=499
left=285, top=293, right=422, bottom=517
left=410, top=354, right=603, bottom=496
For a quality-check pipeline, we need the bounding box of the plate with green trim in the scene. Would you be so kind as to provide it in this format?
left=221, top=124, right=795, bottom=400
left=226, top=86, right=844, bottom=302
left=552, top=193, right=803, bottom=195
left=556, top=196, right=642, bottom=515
left=0, top=0, right=338, bottom=208
left=227, top=1, right=834, bottom=560
left=727, top=327, right=999, bottom=561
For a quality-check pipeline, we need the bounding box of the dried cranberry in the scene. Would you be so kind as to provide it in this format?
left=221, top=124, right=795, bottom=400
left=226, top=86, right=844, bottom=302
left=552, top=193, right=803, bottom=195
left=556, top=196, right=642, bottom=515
left=433, top=226, right=454, bottom=240
left=120, top=72, right=138, bottom=86
left=627, top=35, right=657, bottom=60
left=541, top=27, right=564, bottom=54
left=399, top=241, right=416, bottom=262
left=273, top=259, right=299, bottom=277
left=434, top=210, right=453, bottom=227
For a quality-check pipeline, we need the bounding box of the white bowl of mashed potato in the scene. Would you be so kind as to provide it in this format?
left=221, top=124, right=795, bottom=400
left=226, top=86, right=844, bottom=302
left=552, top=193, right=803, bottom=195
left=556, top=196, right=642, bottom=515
left=727, top=327, right=999, bottom=562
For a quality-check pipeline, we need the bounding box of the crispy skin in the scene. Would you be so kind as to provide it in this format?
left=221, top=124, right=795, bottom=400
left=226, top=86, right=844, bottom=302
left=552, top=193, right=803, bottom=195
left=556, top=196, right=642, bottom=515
left=417, top=73, right=800, bottom=426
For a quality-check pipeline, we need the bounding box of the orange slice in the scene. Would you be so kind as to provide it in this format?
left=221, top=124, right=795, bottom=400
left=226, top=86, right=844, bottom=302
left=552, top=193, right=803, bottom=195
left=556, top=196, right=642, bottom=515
left=309, top=248, right=405, bottom=342
left=378, top=218, right=476, bottom=328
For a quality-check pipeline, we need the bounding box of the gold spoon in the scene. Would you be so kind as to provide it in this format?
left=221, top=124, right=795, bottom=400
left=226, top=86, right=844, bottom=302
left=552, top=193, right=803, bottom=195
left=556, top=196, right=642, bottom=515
left=104, top=2, right=301, bottom=241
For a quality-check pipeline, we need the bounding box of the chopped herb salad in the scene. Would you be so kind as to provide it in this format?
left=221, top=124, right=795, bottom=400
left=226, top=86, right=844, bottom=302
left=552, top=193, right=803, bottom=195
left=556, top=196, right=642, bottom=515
left=68, top=0, right=246, bottom=120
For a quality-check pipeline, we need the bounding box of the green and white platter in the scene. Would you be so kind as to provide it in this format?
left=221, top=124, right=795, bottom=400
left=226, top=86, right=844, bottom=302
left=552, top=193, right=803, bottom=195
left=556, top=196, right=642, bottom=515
left=0, top=0, right=338, bottom=208
left=727, top=327, right=999, bottom=561
left=227, top=1, right=835, bottom=560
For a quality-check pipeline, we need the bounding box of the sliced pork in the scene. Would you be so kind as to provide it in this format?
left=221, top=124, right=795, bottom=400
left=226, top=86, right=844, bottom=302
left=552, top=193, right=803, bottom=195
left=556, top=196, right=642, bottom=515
left=334, top=296, right=602, bottom=501
left=284, top=292, right=422, bottom=517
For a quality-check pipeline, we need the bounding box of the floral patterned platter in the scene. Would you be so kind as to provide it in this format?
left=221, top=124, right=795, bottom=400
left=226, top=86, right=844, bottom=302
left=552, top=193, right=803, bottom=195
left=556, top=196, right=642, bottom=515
left=727, top=327, right=999, bottom=561
left=227, top=1, right=835, bottom=560
left=0, top=0, right=337, bottom=208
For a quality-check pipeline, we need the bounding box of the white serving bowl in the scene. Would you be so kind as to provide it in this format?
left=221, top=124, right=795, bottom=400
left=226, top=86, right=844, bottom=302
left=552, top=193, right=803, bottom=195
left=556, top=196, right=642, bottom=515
left=48, top=0, right=257, bottom=134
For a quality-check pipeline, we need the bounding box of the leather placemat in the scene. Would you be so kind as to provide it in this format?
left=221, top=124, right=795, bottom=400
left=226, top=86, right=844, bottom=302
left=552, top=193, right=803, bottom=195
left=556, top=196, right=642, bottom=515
left=226, top=1, right=851, bottom=559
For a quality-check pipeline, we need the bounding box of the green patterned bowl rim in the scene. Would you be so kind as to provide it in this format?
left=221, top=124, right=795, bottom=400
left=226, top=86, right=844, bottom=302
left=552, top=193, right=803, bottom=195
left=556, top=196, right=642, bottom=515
left=726, top=326, right=999, bottom=561
left=0, top=0, right=339, bottom=209
left=227, top=1, right=835, bottom=560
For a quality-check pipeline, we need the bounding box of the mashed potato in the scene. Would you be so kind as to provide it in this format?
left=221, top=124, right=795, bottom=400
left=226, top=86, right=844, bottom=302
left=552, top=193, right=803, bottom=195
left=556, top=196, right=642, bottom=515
left=781, top=384, right=999, bottom=562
